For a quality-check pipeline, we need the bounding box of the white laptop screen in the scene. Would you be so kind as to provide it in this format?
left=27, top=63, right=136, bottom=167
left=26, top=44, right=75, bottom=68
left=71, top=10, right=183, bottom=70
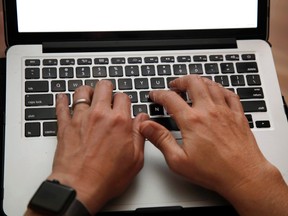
left=16, top=0, right=258, bottom=33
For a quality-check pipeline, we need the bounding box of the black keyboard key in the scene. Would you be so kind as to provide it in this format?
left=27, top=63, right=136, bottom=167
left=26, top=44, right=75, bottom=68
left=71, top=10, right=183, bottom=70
left=189, top=64, right=203, bottom=74
left=25, top=122, right=40, bottom=137
left=205, top=63, right=219, bottom=74
left=76, top=67, right=91, bottom=78
left=157, top=65, right=171, bottom=75
left=246, top=75, right=261, bottom=86
left=237, top=88, right=264, bottom=99
left=150, top=104, right=164, bottom=116
left=135, top=78, right=149, bottom=89
left=68, top=80, right=83, bottom=91
left=193, top=55, right=207, bottom=62
left=128, top=57, right=142, bottom=64
left=60, top=59, right=75, bottom=65
left=225, top=54, right=239, bottom=61
left=220, top=63, right=235, bottom=73
left=231, top=75, right=245, bottom=86
left=123, top=91, right=138, bottom=103
left=242, top=54, right=256, bottom=61
left=151, top=117, right=179, bottom=131
left=59, top=67, right=74, bottom=78
left=236, top=62, right=258, bottom=73
left=94, top=58, right=109, bottom=64
left=85, top=79, right=99, bottom=88
left=25, top=59, right=40, bottom=66
left=51, top=80, right=66, bottom=92
left=173, top=64, right=188, bottom=75
left=209, top=55, right=223, bottom=61
left=241, top=101, right=267, bottom=112
left=151, top=78, right=165, bottom=89
left=161, top=56, right=175, bottom=63
left=93, top=66, right=107, bottom=77
left=144, top=57, right=158, bottom=63
left=42, top=68, right=57, bottom=79
left=77, top=58, right=92, bottom=65
left=111, top=58, right=125, bottom=64
left=140, top=91, right=151, bottom=102
left=109, top=66, right=123, bottom=77
left=25, top=108, right=56, bottom=120
left=25, top=68, right=40, bottom=79
left=256, top=120, right=270, bottom=128
left=133, top=104, right=148, bottom=116
left=141, top=65, right=156, bottom=76
left=214, top=76, right=229, bottom=87
left=43, top=59, right=58, bottom=66
left=177, top=56, right=191, bottom=62
left=25, top=94, right=53, bottom=106
left=25, top=81, right=49, bottom=92
left=43, top=122, right=58, bottom=136
left=118, top=79, right=133, bottom=90
left=125, top=66, right=140, bottom=76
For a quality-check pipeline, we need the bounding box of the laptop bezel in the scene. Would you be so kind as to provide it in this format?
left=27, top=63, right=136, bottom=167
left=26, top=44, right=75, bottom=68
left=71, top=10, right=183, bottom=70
left=3, top=0, right=269, bottom=46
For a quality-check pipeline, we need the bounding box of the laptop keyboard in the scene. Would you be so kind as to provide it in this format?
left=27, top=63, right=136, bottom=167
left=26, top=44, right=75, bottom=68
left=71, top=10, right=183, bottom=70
left=24, top=52, right=270, bottom=137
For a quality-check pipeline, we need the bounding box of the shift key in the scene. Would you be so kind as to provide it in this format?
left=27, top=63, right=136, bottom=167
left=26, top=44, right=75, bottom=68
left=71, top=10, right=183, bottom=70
left=25, top=108, right=56, bottom=120
left=241, top=100, right=267, bottom=112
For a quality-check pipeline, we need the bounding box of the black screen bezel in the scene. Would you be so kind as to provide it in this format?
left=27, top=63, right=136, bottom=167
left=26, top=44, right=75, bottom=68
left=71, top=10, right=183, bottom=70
left=3, top=0, right=269, bottom=47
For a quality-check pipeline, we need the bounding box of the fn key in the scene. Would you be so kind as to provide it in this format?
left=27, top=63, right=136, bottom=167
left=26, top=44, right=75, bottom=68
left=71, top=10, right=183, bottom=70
left=25, top=122, right=40, bottom=137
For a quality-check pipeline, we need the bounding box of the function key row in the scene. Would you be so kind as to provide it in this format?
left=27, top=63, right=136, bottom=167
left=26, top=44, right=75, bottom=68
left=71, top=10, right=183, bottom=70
left=25, top=54, right=256, bottom=66
left=25, top=62, right=259, bottom=80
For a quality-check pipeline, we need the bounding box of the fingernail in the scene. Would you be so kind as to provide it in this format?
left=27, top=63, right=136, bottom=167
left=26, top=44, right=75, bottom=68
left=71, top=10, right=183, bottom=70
left=57, top=94, right=64, bottom=100
left=149, top=91, right=155, bottom=100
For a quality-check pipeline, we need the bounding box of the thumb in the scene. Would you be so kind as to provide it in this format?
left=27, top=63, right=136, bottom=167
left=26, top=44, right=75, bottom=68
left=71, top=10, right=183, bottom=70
left=140, top=120, right=183, bottom=164
left=132, top=113, right=150, bottom=152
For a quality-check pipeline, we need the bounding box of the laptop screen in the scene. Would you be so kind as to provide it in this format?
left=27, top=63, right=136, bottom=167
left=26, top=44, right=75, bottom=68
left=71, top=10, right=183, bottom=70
left=16, top=0, right=258, bottom=33
left=4, top=0, right=268, bottom=46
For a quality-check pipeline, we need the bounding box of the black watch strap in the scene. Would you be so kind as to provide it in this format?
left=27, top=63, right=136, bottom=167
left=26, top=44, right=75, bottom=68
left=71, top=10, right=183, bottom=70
left=66, top=199, right=92, bottom=216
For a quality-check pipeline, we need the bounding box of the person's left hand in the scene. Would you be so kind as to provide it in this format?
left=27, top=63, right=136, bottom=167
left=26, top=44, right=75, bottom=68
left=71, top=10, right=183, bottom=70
left=47, top=80, right=148, bottom=214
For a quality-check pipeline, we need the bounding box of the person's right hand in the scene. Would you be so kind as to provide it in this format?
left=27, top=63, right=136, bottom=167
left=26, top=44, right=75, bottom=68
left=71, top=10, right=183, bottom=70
left=140, top=75, right=288, bottom=215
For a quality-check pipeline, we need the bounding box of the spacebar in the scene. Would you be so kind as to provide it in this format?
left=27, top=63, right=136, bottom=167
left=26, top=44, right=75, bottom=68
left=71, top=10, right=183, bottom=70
left=151, top=117, right=179, bottom=131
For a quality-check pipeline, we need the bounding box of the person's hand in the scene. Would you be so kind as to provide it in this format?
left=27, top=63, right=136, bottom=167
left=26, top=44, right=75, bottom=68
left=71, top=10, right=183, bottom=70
left=47, top=80, right=148, bottom=214
left=140, top=75, right=288, bottom=215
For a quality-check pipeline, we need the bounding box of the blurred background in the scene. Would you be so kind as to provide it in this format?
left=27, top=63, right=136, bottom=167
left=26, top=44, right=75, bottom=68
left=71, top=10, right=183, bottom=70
left=0, top=0, right=287, bottom=102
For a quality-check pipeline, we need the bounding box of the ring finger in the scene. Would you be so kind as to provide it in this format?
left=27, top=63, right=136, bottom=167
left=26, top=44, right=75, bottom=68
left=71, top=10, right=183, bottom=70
left=72, top=85, right=94, bottom=115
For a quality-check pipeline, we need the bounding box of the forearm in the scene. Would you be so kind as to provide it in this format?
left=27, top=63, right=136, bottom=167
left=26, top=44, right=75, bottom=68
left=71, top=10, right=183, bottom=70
left=222, top=165, right=288, bottom=216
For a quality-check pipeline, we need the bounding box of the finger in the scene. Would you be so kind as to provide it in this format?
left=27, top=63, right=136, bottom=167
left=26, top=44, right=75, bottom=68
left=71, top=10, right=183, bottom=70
left=72, top=85, right=94, bottom=114
left=224, top=89, right=244, bottom=113
left=132, top=113, right=150, bottom=154
left=140, top=120, right=184, bottom=164
left=90, top=80, right=113, bottom=109
left=149, top=90, right=190, bottom=119
left=112, top=93, right=131, bottom=116
left=56, top=94, right=71, bottom=138
left=169, top=75, right=213, bottom=106
left=202, top=78, right=227, bottom=106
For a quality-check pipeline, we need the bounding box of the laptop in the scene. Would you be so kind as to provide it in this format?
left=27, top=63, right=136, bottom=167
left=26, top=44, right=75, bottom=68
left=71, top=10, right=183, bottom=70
left=2, top=0, right=288, bottom=215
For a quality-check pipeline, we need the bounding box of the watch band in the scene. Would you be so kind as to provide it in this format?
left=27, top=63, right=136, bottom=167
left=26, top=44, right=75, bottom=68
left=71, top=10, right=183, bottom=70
left=65, top=199, right=92, bottom=216
left=28, top=180, right=91, bottom=216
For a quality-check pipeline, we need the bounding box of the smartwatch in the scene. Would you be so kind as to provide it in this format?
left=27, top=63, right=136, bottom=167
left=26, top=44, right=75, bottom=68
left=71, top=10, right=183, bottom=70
left=28, top=180, right=91, bottom=216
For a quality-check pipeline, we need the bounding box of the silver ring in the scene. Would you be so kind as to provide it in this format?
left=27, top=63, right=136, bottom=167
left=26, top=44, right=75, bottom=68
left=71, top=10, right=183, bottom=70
left=72, top=98, right=91, bottom=110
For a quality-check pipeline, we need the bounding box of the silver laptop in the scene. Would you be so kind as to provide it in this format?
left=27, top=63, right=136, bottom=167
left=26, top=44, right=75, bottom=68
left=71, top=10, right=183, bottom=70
left=3, top=0, right=288, bottom=215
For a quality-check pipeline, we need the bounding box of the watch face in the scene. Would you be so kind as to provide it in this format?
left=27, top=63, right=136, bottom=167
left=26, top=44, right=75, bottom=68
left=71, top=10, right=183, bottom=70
left=28, top=180, right=76, bottom=215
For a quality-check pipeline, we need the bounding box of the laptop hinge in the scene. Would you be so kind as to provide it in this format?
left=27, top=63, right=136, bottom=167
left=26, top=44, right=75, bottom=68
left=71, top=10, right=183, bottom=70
left=42, top=38, right=237, bottom=53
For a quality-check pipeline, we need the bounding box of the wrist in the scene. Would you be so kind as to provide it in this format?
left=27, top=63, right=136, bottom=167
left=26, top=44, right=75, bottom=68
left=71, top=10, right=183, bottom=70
left=47, top=172, right=109, bottom=215
left=220, top=163, right=288, bottom=215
